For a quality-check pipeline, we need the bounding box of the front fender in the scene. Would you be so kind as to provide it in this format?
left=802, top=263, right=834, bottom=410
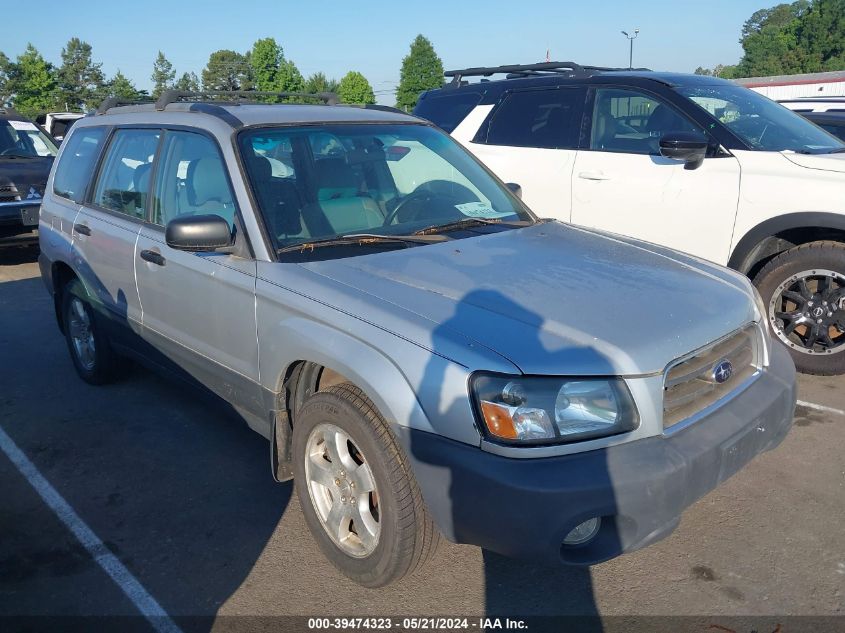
left=260, top=315, right=439, bottom=436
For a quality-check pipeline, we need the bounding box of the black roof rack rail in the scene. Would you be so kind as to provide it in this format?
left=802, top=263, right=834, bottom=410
left=96, top=97, right=154, bottom=115
left=444, top=62, right=651, bottom=85
left=154, top=89, right=339, bottom=110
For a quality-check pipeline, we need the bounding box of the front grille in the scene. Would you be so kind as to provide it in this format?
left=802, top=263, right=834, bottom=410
left=0, top=184, right=20, bottom=203
left=663, top=325, right=761, bottom=429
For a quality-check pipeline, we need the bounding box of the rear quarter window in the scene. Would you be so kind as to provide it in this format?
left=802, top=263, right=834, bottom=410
left=52, top=127, right=107, bottom=202
left=413, top=91, right=484, bottom=133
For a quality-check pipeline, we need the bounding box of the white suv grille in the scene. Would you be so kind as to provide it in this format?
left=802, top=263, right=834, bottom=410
left=663, top=325, right=761, bottom=429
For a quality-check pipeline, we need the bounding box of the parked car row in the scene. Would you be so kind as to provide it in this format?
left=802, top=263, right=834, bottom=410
left=38, top=86, right=796, bottom=587
left=0, top=107, right=59, bottom=242
left=414, top=63, right=845, bottom=375
left=779, top=96, right=845, bottom=142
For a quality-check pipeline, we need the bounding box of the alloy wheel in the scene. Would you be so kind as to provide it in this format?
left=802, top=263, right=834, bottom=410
left=304, top=423, right=380, bottom=558
left=68, top=297, right=97, bottom=370
left=769, top=269, right=845, bottom=356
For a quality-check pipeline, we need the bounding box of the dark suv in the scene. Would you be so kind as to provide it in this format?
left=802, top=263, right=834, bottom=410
left=0, top=108, right=58, bottom=241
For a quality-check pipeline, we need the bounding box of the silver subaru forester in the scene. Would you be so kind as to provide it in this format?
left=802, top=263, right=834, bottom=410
left=38, top=91, right=796, bottom=587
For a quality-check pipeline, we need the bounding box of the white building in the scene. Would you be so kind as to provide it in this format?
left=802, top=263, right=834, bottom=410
left=733, top=70, right=845, bottom=100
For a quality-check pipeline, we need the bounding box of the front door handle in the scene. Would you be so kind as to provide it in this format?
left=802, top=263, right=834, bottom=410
left=577, top=171, right=611, bottom=181
left=73, top=223, right=91, bottom=236
left=139, top=249, right=166, bottom=266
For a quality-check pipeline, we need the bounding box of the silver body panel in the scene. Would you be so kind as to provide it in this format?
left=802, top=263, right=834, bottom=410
left=39, top=106, right=784, bottom=460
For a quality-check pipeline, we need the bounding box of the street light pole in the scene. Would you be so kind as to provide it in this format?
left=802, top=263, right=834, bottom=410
left=621, top=29, right=639, bottom=70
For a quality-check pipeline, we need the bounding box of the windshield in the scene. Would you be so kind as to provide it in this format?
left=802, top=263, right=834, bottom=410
left=676, top=84, right=845, bottom=154
left=238, top=123, right=532, bottom=253
left=0, top=120, right=58, bottom=158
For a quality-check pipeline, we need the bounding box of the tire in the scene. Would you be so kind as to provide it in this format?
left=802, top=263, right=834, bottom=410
left=62, top=279, right=122, bottom=385
left=753, top=240, right=845, bottom=375
left=292, top=383, right=439, bottom=587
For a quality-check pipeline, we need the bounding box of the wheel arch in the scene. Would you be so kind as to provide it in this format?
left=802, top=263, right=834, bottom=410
left=265, top=318, right=436, bottom=482
left=50, top=259, right=81, bottom=334
left=729, top=212, right=845, bottom=280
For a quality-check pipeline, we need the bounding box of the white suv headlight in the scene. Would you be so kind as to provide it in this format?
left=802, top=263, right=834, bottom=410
left=471, top=374, right=639, bottom=445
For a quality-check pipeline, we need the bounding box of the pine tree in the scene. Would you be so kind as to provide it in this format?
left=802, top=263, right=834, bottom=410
left=396, top=35, right=444, bottom=111
left=57, top=38, right=105, bottom=110
left=151, top=51, right=175, bottom=98
left=174, top=71, right=200, bottom=92
left=11, top=44, right=58, bottom=117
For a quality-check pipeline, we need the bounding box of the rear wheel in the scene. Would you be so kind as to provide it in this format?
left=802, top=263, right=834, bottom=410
left=62, top=279, right=121, bottom=384
left=753, top=241, right=845, bottom=375
left=292, top=383, right=439, bottom=587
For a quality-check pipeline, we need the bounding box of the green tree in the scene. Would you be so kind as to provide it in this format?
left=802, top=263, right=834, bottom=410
left=107, top=70, right=143, bottom=100
left=395, top=35, right=443, bottom=111
left=337, top=70, right=375, bottom=104
left=248, top=38, right=305, bottom=101
left=174, top=71, right=200, bottom=92
left=151, top=51, right=175, bottom=98
left=10, top=44, right=58, bottom=117
left=202, top=49, right=251, bottom=91
left=0, top=51, right=13, bottom=105
left=249, top=37, right=283, bottom=91
left=57, top=38, right=105, bottom=110
left=304, top=71, right=338, bottom=95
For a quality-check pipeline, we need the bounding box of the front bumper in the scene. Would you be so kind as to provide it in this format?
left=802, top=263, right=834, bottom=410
left=0, top=201, right=39, bottom=237
left=399, top=343, right=796, bottom=565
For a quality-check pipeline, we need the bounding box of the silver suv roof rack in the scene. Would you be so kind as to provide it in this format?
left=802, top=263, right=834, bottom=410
left=154, top=90, right=339, bottom=110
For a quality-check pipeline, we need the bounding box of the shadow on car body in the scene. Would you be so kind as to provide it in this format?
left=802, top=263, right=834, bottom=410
left=413, top=288, right=610, bottom=631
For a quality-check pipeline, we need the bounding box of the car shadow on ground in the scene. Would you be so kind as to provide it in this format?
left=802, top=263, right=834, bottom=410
left=0, top=272, right=292, bottom=632
left=1, top=267, right=606, bottom=631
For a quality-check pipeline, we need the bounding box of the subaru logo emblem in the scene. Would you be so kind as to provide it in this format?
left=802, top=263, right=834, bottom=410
left=712, top=359, right=733, bottom=384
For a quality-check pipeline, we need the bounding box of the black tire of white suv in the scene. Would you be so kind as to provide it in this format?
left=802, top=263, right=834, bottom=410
left=292, top=383, right=439, bottom=587
left=753, top=241, right=845, bottom=375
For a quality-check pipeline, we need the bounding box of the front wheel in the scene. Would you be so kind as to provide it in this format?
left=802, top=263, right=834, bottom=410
left=292, top=383, right=439, bottom=587
left=753, top=241, right=845, bottom=375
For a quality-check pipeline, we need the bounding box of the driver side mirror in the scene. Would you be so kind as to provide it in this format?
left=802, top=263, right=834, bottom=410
left=506, top=182, right=522, bottom=199
left=165, top=214, right=233, bottom=251
left=659, top=132, right=708, bottom=169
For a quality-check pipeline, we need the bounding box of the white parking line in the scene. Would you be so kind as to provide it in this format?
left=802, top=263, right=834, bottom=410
left=796, top=400, right=845, bottom=416
left=0, top=424, right=183, bottom=633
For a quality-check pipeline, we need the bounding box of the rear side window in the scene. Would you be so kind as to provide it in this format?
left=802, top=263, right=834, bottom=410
left=485, top=88, right=584, bottom=149
left=92, top=128, right=160, bottom=219
left=413, top=91, right=484, bottom=133
left=52, top=127, right=107, bottom=202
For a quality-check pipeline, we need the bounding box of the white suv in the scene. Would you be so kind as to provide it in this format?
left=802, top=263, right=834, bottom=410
left=414, top=62, right=845, bottom=375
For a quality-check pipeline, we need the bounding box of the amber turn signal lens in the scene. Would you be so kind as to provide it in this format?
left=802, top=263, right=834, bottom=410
left=480, top=401, right=518, bottom=439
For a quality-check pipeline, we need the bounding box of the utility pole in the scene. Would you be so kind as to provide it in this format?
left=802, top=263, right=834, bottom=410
left=621, top=29, right=639, bottom=70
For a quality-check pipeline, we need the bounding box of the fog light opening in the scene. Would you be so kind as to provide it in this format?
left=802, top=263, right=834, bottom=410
left=563, top=517, right=601, bottom=546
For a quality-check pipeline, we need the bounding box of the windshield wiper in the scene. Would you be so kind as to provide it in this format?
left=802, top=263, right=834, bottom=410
left=277, top=233, right=449, bottom=253
left=0, top=153, right=37, bottom=159
left=413, top=217, right=533, bottom=236
left=827, top=148, right=845, bottom=154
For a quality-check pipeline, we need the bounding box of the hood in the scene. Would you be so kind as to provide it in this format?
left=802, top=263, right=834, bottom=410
left=0, top=155, right=53, bottom=197
left=301, top=223, right=756, bottom=376
left=782, top=151, right=845, bottom=174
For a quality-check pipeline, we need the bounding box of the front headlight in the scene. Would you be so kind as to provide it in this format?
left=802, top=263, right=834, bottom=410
left=471, top=374, right=639, bottom=445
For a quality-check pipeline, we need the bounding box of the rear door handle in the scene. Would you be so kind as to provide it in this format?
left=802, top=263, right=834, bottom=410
left=577, top=171, right=611, bottom=181
left=139, top=249, right=166, bottom=266
left=73, top=223, right=91, bottom=236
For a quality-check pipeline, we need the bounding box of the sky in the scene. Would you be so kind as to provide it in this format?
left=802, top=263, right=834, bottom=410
left=2, top=0, right=766, bottom=104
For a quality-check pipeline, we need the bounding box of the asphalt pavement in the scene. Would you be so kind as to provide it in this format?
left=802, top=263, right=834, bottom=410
left=0, top=242, right=843, bottom=632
